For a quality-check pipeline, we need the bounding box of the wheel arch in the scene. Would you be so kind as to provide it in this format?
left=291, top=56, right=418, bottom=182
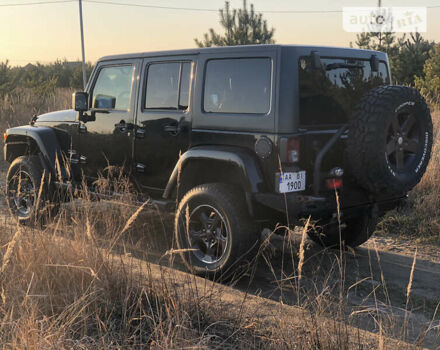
left=163, top=146, right=267, bottom=216
left=4, top=126, right=65, bottom=179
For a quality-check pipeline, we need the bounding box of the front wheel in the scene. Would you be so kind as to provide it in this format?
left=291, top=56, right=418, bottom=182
left=6, top=156, right=59, bottom=226
left=308, top=206, right=378, bottom=248
left=174, top=183, right=259, bottom=278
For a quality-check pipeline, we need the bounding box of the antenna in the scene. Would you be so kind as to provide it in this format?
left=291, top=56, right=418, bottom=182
left=78, top=0, right=87, bottom=90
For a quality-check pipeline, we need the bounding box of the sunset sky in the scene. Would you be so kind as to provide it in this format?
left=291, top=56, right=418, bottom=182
left=1, top=0, right=440, bottom=66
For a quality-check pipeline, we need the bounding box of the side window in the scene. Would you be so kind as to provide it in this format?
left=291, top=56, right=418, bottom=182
left=145, top=62, right=192, bottom=110
left=179, top=63, right=191, bottom=109
left=92, top=65, right=134, bottom=110
left=203, top=58, right=271, bottom=114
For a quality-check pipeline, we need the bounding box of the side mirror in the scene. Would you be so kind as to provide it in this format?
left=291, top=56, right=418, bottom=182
left=310, top=51, right=321, bottom=70
left=72, top=92, right=89, bottom=112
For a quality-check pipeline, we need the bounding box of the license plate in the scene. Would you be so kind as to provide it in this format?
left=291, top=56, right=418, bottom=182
left=278, top=171, right=306, bottom=193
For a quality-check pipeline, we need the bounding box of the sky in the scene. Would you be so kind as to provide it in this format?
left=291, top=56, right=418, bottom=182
left=1, top=0, right=440, bottom=66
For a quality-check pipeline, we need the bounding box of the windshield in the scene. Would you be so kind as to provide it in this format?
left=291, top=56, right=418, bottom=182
left=298, top=57, right=390, bottom=127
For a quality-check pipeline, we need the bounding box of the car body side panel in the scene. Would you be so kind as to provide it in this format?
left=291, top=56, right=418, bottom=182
left=163, top=145, right=266, bottom=198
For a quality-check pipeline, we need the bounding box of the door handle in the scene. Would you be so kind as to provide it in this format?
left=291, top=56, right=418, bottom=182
left=135, top=127, right=146, bottom=139
left=115, top=120, right=134, bottom=133
left=115, top=121, right=127, bottom=132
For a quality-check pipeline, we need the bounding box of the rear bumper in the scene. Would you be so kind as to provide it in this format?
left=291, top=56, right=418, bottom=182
left=253, top=192, right=406, bottom=221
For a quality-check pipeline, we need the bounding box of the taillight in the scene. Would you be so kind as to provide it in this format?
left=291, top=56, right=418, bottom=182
left=326, top=178, right=343, bottom=189
left=286, top=138, right=300, bottom=163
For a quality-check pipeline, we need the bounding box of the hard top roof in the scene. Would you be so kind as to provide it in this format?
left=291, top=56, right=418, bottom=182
left=98, top=44, right=386, bottom=62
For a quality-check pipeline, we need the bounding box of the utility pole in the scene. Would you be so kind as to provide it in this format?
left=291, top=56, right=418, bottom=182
left=78, top=0, right=87, bottom=90
left=378, top=0, right=382, bottom=47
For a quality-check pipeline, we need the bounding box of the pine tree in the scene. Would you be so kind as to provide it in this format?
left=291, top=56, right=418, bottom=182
left=355, top=32, right=397, bottom=55
left=195, top=0, right=275, bottom=47
left=414, top=44, right=440, bottom=103
left=355, top=32, right=434, bottom=85
left=393, top=33, right=435, bottom=85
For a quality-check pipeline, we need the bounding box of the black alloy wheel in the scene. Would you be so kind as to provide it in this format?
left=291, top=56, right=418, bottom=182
left=7, top=169, right=36, bottom=219
left=186, top=204, right=229, bottom=265
left=386, top=111, right=423, bottom=174
left=6, top=156, right=59, bottom=225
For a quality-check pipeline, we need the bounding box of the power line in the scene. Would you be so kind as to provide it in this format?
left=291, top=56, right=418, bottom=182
left=82, top=0, right=342, bottom=13
left=0, top=0, right=74, bottom=6
left=0, top=0, right=439, bottom=12
left=78, top=0, right=440, bottom=13
left=83, top=0, right=217, bottom=12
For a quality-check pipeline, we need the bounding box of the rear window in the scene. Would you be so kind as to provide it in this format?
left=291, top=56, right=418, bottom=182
left=204, top=58, right=271, bottom=114
left=298, top=57, right=390, bottom=126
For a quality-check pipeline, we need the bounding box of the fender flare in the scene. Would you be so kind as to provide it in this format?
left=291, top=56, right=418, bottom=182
left=163, top=145, right=266, bottom=199
left=4, top=126, right=63, bottom=177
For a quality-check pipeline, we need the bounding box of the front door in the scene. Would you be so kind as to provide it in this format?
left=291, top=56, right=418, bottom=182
left=134, top=58, right=194, bottom=196
left=80, top=60, right=140, bottom=182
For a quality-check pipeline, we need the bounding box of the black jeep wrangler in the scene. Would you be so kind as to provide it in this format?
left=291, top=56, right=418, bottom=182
left=4, top=45, right=433, bottom=276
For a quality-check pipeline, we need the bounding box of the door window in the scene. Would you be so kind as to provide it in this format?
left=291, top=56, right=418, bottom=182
left=91, top=65, right=134, bottom=110
left=179, top=63, right=191, bottom=109
left=145, top=62, right=192, bottom=110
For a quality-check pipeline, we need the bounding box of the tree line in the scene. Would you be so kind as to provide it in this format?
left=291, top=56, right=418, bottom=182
left=0, top=60, right=94, bottom=97
left=355, top=32, right=439, bottom=102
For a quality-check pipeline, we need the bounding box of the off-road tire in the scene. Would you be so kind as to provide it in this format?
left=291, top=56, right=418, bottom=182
left=308, top=206, right=378, bottom=248
left=6, top=156, right=59, bottom=226
left=174, top=183, right=258, bottom=278
left=347, top=86, right=433, bottom=195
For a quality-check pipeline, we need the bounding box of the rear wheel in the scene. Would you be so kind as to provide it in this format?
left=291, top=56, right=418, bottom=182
left=308, top=206, right=378, bottom=248
left=6, top=156, right=59, bottom=226
left=174, top=183, right=258, bottom=278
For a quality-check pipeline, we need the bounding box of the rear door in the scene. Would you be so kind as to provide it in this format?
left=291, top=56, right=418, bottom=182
left=80, top=59, right=141, bottom=181
left=134, top=56, right=194, bottom=195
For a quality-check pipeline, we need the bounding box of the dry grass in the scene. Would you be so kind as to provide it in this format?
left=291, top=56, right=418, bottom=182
left=0, top=182, right=432, bottom=349
left=0, top=194, right=260, bottom=348
left=0, top=88, right=73, bottom=133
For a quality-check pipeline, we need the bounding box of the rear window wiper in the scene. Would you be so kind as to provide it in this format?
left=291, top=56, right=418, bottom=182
left=325, top=63, right=364, bottom=70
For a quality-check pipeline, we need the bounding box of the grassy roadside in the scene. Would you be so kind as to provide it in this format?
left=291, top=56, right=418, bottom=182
left=0, top=191, right=430, bottom=349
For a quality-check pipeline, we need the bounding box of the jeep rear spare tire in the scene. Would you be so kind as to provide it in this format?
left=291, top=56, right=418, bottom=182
left=347, top=86, right=433, bottom=195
